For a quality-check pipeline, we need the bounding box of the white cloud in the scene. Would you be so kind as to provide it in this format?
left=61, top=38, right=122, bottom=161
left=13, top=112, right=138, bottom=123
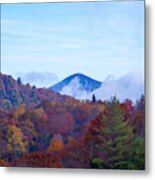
left=17, top=71, right=59, bottom=88
left=93, top=71, right=144, bottom=102
left=60, top=77, right=90, bottom=100
left=59, top=72, right=144, bottom=102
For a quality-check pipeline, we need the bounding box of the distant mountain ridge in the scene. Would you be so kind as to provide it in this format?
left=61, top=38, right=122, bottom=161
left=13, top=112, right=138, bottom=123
left=50, top=73, right=102, bottom=93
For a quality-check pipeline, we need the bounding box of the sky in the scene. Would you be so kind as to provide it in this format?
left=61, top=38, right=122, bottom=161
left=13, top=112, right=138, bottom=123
left=1, top=1, right=144, bottom=87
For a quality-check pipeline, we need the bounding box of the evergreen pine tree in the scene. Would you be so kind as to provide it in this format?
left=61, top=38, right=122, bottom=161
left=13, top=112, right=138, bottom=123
left=90, top=97, right=134, bottom=169
left=92, top=94, right=96, bottom=103
left=17, top=77, right=22, bottom=86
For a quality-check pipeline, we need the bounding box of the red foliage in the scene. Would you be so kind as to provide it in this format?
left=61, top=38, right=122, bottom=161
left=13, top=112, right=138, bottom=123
left=12, top=151, right=63, bottom=168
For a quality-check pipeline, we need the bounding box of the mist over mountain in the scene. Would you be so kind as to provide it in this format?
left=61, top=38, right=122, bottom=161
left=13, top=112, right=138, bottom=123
left=50, top=72, right=144, bottom=102
left=94, top=71, right=144, bottom=102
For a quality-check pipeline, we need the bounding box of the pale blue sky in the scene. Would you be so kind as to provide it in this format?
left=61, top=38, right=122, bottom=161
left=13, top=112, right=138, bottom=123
left=1, top=1, right=144, bottom=85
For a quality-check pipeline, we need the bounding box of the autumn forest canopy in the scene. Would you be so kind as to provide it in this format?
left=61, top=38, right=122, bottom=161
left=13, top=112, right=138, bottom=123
left=0, top=73, right=145, bottom=169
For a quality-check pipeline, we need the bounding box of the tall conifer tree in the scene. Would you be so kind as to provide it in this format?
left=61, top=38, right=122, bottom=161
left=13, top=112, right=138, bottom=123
left=90, top=97, right=134, bottom=169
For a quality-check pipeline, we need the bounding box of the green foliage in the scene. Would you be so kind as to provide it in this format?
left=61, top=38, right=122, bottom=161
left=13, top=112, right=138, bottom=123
left=91, top=157, right=105, bottom=168
left=127, top=136, right=145, bottom=170
left=88, top=97, right=144, bottom=169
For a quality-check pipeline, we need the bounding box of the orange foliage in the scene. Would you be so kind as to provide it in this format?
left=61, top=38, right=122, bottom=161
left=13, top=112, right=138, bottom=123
left=47, top=134, right=64, bottom=152
left=0, top=159, right=10, bottom=167
left=14, top=104, right=26, bottom=119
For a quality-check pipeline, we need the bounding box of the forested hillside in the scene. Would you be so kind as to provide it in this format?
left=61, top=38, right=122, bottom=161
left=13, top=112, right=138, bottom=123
left=0, top=73, right=74, bottom=111
left=0, top=73, right=145, bottom=169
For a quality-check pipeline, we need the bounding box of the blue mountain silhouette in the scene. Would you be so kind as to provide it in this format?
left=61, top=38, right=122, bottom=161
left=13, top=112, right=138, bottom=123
left=50, top=73, right=101, bottom=93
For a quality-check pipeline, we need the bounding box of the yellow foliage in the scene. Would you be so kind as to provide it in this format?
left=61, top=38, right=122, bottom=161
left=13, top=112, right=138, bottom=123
left=6, top=125, right=28, bottom=154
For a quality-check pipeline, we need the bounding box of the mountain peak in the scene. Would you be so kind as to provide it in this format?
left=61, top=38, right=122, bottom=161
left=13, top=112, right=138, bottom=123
left=50, top=73, right=101, bottom=93
left=71, top=72, right=83, bottom=76
left=69, top=73, right=94, bottom=79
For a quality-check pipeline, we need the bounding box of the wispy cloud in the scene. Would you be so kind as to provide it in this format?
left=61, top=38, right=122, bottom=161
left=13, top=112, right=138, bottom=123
left=16, top=71, right=59, bottom=88
left=1, top=1, right=144, bottom=81
left=1, top=18, right=91, bottom=53
left=1, top=19, right=67, bottom=46
left=93, top=71, right=144, bottom=102
left=60, top=77, right=90, bottom=100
